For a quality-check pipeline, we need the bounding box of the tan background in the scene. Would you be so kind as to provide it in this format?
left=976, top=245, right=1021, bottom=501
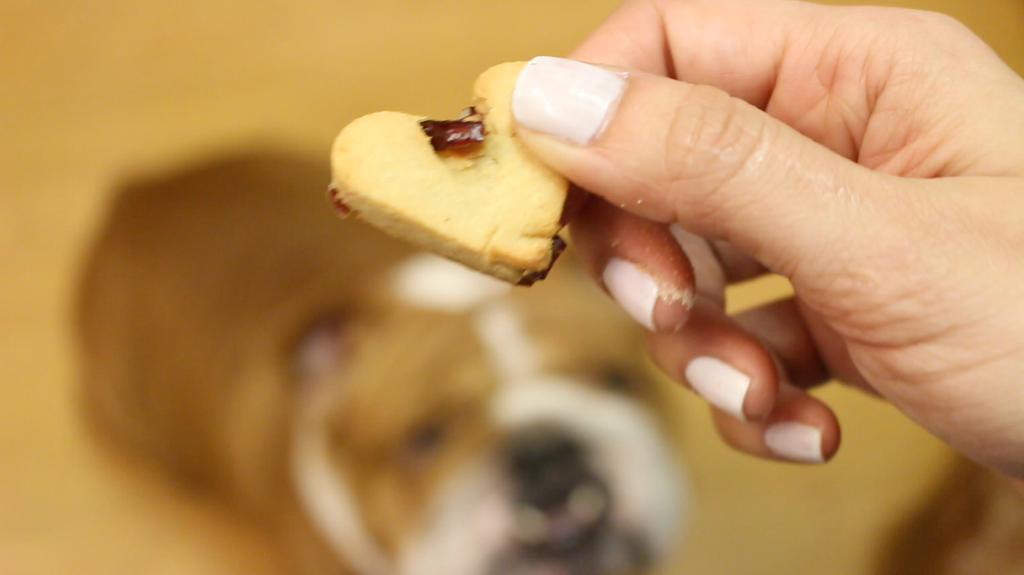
left=1, top=0, right=1021, bottom=573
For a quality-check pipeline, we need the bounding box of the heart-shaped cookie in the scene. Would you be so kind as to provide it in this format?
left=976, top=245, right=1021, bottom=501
left=329, top=62, right=569, bottom=285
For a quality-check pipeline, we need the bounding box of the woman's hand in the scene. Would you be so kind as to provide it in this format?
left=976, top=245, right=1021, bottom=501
left=510, top=0, right=1024, bottom=478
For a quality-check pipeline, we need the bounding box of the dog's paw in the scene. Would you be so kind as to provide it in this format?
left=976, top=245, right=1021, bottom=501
left=329, top=62, right=569, bottom=285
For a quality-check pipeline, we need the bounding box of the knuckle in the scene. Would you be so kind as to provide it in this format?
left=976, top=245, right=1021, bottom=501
left=660, top=84, right=771, bottom=206
left=882, top=7, right=975, bottom=47
left=844, top=7, right=979, bottom=66
left=902, top=9, right=969, bottom=35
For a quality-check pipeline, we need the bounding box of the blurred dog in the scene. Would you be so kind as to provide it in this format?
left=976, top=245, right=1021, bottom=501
left=879, top=457, right=1024, bottom=575
left=75, top=153, right=688, bottom=575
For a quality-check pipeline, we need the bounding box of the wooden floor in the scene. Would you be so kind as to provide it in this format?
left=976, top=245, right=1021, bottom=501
left=1, top=1, right=1021, bottom=573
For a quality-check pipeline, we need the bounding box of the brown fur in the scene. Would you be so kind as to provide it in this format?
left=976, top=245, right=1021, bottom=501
left=879, top=458, right=1024, bottom=575
left=75, top=152, right=415, bottom=571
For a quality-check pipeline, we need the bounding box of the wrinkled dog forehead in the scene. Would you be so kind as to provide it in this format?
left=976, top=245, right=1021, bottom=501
left=386, top=251, right=643, bottom=374
left=298, top=250, right=653, bottom=457
left=385, top=252, right=661, bottom=439
left=296, top=250, right=647, bottom=422
left=389, top=250, right=640, bottom=347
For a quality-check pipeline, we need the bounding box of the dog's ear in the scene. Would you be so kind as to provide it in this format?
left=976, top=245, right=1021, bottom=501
left=293, top=315, right=348, bottom=388
left=74, top=151, right=380, bottom=490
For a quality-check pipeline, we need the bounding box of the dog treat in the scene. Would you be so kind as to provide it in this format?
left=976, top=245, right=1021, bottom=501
left=329, top=62, right=569, bottom=285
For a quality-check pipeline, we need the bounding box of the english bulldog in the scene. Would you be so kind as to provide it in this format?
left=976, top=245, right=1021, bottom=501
left=75, top=153, right=688, bottom=575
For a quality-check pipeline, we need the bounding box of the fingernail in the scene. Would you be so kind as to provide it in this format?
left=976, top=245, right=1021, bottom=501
left=764, top=422, right=825, bottom=463
left=684, top=357, right=750, bottom=420
left=512, top=56, right=626, bottom=145
left=602, top=258, right=658, bottom=331
left=668, top=223, right=688, bottom=246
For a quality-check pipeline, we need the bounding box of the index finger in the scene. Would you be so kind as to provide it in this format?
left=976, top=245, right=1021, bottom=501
left=568, top=0, right=800, bottom=108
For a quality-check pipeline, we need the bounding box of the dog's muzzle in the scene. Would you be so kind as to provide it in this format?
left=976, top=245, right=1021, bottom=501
left=499, top=425, right=650, bottom=575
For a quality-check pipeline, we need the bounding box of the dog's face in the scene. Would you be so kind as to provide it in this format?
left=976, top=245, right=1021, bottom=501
left=291, top=255, right=686, bottom=575
left=76, top=155, right=686, bottom=575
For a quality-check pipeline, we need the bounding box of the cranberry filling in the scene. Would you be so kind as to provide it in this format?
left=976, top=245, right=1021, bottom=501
left=327, top=187, right=353, bottom=216
left=517, top=236, right=568, bottom=286
left=420, top=116, right=486, bottom=153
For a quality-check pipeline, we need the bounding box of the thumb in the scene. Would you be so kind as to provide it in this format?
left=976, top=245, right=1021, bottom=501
left=511, top=56, right=891, bottom=281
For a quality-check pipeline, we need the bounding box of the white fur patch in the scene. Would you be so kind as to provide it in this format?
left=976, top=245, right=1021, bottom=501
left=291, top=384, right=394, bottom=575
left=397, top=462, right=512, bottom=575
left=473, top=302, right=540, bottom=383
left=391, top=254, right=511, bottom=312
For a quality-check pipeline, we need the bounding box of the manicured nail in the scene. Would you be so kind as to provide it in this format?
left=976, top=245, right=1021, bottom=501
left=603, top=258, right=658, bottom=331
left=764, top=422, right=825, bottom=463
left=512, top=56, right=626, bottom=145
left=684, top=356, right=750, bottom=420
left=668, top=223, right=689, bottom=247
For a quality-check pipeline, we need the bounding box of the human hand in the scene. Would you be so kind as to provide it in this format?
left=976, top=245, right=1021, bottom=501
left=509, top=0, right=1024, bottom=478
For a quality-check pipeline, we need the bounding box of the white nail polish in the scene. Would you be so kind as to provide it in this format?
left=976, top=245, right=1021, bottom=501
left=684, top=356, right=750, bottom=420
left=603, top=258, right=657, bottom=331
left=764, top=422, right=825, bottom=463
left=512, top=56, right=626, bottom=145
left=668, top=223, right=689, bottom=247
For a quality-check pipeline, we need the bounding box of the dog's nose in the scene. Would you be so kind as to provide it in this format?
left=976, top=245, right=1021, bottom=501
left=505, top=426, right=610, bottom=551
left=507, top=427, right=588, bottom=508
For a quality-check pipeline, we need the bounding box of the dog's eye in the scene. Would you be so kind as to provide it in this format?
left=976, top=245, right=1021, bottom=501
left=601, top=368, right=636, bottom=394
left=405, top=421, right=445, bottom=460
